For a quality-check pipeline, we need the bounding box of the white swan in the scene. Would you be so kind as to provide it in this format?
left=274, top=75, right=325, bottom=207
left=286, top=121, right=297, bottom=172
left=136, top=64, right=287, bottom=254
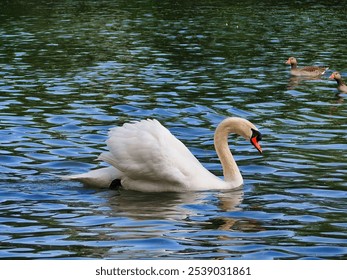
left=61, top=117, right=262, bottom=192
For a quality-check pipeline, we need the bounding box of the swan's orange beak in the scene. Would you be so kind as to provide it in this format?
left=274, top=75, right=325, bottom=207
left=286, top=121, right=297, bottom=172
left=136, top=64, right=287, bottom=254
left=251, top=136, right=262, bottom=154
left=285, top=59, right=291, bottom=65
left=329, top=73, right=335, bottom=79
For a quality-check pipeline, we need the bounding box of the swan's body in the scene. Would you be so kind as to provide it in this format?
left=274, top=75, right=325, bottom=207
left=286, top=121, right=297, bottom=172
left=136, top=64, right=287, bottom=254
left=62, top=117, right=262, bottom=192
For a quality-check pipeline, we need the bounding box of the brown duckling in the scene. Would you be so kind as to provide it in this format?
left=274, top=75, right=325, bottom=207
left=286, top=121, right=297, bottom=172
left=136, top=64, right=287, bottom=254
left=285, top=57, right=329, bottom=77
left=329, top=71, right=347, bottom=93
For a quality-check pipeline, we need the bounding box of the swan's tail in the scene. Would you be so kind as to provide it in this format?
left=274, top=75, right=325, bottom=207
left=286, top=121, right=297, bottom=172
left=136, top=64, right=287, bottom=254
left=60, top=166, right=121, bottom=188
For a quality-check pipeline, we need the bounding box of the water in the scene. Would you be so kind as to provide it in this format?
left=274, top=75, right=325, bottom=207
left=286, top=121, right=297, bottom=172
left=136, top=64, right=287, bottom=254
left=0, top=0, right=346, bottom=259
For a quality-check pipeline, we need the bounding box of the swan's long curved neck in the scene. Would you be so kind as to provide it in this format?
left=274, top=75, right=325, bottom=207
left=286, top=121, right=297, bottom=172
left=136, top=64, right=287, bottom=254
left=214, top=119, right=242, bottom=182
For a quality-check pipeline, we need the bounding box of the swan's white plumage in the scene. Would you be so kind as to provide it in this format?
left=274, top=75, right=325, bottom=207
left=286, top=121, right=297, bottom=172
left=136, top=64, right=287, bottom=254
left=60, top=166, right=120, bottom=188
left=62, top=118, right=261, bottom=192
left=102, top=119, right=225, bottom=191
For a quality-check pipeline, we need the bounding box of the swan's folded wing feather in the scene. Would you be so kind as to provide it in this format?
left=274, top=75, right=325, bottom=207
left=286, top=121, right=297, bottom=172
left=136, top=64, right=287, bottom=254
left=105, top=119, right=206, bottom=186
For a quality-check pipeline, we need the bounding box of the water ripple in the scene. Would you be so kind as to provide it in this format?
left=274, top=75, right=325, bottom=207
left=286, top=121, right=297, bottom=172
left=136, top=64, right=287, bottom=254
left=1, top=0, right=346, bottom=260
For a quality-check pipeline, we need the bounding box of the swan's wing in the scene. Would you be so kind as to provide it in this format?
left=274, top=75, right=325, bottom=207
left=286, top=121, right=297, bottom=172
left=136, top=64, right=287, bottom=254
left=104, top=119, right=206, bottom=187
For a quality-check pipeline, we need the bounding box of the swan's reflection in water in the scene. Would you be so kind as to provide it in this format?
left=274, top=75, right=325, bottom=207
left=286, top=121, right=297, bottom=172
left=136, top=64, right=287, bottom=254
left=97, top=188, right=264, bottom=258
left=106, top=188, right=244, bottom=220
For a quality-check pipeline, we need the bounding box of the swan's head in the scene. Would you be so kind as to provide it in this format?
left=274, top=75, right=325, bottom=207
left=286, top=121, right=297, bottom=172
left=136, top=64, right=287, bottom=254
left=217, top=117, right=262, bottom=154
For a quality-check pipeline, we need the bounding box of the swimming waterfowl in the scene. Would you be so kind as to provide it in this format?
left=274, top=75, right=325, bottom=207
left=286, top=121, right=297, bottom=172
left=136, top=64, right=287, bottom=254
left=62, top=117, right=262, bottom=192
left=285, top=57, right=329, bottom=77
left=329, top=71, right=347, bottom=93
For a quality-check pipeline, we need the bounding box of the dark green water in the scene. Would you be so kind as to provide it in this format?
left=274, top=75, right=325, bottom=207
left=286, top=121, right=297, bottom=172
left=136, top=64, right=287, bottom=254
left=0, top=0, right=346, bottom=259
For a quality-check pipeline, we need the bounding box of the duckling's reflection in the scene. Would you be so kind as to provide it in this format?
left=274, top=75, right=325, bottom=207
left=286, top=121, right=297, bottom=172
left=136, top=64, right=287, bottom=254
left=333, top=92, right=344, bottom=104
left=329, top=93, right=345, bottom=115
left=287, top=76, right=322, bottom=89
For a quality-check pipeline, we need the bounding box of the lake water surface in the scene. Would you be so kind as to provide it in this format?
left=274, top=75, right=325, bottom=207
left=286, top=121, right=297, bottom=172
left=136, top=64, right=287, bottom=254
left=0, top=0, right=346, bottom=259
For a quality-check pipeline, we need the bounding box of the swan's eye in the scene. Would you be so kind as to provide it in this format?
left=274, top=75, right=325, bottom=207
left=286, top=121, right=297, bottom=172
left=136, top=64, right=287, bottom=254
left=257, top=132, right=262, bottom=141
